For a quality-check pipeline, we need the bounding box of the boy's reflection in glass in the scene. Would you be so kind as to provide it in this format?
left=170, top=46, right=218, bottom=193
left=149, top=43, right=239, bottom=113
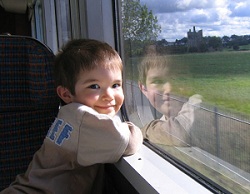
left=139, top=64, right=171, bottom=118
left=138, top=54, right=202, bottom=146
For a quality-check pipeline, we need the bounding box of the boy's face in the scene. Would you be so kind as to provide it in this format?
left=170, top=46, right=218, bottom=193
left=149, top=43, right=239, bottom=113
left=71, top=67, right=124, bottom=117
left=140, top=67, right=171, bottom=116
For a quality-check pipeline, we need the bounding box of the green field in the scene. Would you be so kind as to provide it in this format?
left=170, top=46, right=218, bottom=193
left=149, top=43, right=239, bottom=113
left=127, top=50, right=250, bottom=115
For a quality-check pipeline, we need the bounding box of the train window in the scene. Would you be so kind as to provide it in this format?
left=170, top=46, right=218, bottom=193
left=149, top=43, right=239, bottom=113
left=54, top=0, right=72, bottom=49
left=31, top=0, right=82, bottom=53
left=33, top=0, right=44, bottom=42
left=121, top=0, right=250, bottom=193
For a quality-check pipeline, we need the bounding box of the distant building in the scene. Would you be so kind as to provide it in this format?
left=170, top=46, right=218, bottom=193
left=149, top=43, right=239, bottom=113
left=187, top=26, right=203, bottom=50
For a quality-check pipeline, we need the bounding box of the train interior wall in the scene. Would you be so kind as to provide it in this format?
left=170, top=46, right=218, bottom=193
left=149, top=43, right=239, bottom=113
left=0, top=6, right=31, bottom=36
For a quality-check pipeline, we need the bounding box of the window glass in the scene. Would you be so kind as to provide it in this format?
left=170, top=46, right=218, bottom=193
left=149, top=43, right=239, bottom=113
left=121, top=0, right=250, bottom=193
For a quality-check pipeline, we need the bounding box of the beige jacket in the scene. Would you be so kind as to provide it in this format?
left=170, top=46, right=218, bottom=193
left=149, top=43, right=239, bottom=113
left=1, top=103, right=132, bottom=194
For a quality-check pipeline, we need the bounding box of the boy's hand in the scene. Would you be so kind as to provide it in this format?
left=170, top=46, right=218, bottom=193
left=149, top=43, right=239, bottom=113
left=188, top=94, right=202, bottom=107
left=123, top=122, right=143, bottom=156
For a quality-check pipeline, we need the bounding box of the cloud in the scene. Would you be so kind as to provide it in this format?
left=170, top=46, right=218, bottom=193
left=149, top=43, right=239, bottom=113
left=229, top=1, right=250, bottom=17
left=139, top=0, right=250, bottom=41
left=140, top=0, right=226, bottom=13
left=190, top=9, right=220, bottom=23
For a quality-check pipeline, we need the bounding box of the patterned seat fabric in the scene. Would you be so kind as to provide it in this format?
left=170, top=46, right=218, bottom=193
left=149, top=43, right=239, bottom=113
left=0, top=35, right=60, bottom=191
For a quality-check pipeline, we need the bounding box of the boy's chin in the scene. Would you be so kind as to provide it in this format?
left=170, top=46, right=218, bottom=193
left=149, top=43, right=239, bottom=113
left=98, top=110, right=117, bottom=117
left=106, top=111, right=117, bottom=117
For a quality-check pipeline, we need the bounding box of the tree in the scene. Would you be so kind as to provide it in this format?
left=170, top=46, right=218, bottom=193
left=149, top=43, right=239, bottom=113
left=207, top=36, right=222, bottom=51
left=121, top=0, right=161, bottom=56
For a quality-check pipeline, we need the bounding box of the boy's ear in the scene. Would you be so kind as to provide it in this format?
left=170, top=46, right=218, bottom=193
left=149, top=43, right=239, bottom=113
left=138, top=82, right=148, bottom=97
left=56, top=86, right=73, bottom=104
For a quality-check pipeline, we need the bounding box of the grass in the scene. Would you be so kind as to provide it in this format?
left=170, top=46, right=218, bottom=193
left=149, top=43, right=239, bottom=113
left=126, top=50, right=250, bottom=115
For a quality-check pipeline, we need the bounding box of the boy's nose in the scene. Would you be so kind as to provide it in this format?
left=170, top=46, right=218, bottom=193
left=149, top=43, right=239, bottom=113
left=102, top=88, right=114, bottom=101
left=158, top=82, right=171, bottom=94
left=163, top=82, right=171, bottom=94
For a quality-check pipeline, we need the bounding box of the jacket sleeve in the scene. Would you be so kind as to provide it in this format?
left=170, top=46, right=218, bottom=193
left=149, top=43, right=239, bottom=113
left=141, top=119, right=191, bottom=146
left=77, top=111, right=130, bottom=166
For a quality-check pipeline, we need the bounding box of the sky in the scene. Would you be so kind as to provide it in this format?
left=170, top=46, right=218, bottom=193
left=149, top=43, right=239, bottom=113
left=140, top=0, right=250, bottom=41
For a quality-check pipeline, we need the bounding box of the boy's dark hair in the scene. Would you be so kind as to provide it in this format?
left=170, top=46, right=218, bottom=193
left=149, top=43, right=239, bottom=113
left=54, top=39, right=122, bottom=95
left=138, top=55, right=170, bottom=85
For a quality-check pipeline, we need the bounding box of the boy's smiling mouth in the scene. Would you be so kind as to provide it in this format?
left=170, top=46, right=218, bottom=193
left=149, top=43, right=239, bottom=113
left=96, top=105, right=115, bottom=109
left=94, top=105, right=116, bottom=114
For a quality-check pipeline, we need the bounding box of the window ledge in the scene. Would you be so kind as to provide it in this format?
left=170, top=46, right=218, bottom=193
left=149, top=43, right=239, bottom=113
left=115, top=144, right=213, bottom=194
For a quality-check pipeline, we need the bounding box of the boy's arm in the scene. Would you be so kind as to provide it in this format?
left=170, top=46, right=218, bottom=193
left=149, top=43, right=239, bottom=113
left=174, top=94, right=202, bottom=132
left=141, top=94, right=202, bottom=146
left=141, top=119, right=190, bottom=146
left=75, top=107, right=143, bottom=166
left=123, top=122, right=143, bottom=156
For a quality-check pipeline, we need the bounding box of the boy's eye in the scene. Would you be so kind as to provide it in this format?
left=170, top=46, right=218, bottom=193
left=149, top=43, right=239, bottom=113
left=112, top=83, right=121, bottom=88
left=88, top=84, right=100, bottom=89
left=152, top=79, right=166, bottom=85
left=152, top=80, right=164, bottom=84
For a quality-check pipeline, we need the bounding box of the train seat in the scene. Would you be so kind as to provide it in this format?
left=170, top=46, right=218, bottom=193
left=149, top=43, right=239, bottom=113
left=0, top=35, right=60, bottom=191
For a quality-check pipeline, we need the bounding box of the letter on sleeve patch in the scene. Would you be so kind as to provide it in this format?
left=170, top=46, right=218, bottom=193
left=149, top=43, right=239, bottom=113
left=47, top=118, right=63, bottom=141
left=56, top=123, right=73, bottom=145
left=47, top=118, right=73, bottom=146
